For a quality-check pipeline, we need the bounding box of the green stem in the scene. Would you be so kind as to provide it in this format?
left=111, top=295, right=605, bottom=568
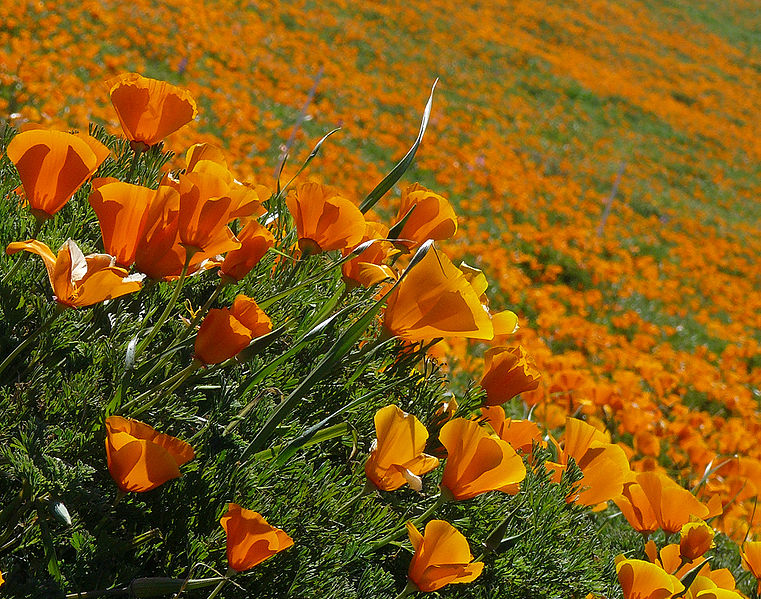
left=124, top=361, right=199, bottom=418
left=134, top=253, right=193, bottom=361
left=393, top=581, right=418, bottom=599
left=126, top=143, right=145, bottom=184
left=336, top=479, right=375, bottom=516
left=206, top=568, right=235, bottom=599
left=363, top=494, right=445, bottom=554
left=0, top=305, right=65, bottom=380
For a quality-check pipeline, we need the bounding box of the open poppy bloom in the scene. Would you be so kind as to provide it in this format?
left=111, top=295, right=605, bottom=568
left=391, top=183, right=457, bottom=250
left=108, top=73, right=197, bottom=147
left=365, top=405, right=439, bottom=491
left=7, top=129, right=109, bottom=220
left=6, top=239, right=142, bottom=308
left=383, top=247, right=493, bottom=343
left=615, top=557, right=684, bottom=599
left=439, top=417, right=526, bottom=500
left=89, top=178, right=154, bottom=267
left=615, top=480, right=659, bottom=535
left=194, top=295, right=272, bottom=365
left=406, top=520, right=483, bottom=592
left=545, top=418, right=631, bottom=507
left=104, top=416, right=194, bottom=493
left=220, top=503, right=293, bottom=572
left=479, top=346, right=541, bottom=406
left=479, top=406, right=544, bottom=456
left=286, top=182, right=366, bottom=255
left=635, top=471, right=710, bottom=534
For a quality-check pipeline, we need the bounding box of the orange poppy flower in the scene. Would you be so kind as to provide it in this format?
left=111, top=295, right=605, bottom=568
left=615, top=480, right=659, bottom=535
left=406, top=520, right=483, bottom=592
left=545, top=418, right=631, bottom=507
left=104, top=416, right=194, bottom=493
left=6, top=239, right=142, bottom=308
left=286, top=182, right=366, bottom=255
left=479, top=346, right=541, bottom=406
left=439, top=417, right=526, bottom=500
left=194, top=295, right=271, bottom=365
left=220, top=220, right=274, bottom=282
left=741, top=541, right=761, bottom=593
left=391, top=183, right=457, bottom=249
left=88, top=178, right=154, bottom=267
left=108, top=73, right=197, bottom=147
left=365, top=405, right=439, bottom=491
left=133, top=184, right=185, bottom=279
left=680, top=520, right=715, bottom=561
left=220, top=503, right=294, bottom=572
left=383, top=247, right=493, bottom=342
left=480, top=406, right=544, bottom=455
left=636, top=471, right=710, bottom=533
left=645, top=541, right=708, bottom=579
left=342, top=222, right=395, bottom=289
left=7, top=129, right=109, bottom=220
left=615, top=557, right=684, bottom=599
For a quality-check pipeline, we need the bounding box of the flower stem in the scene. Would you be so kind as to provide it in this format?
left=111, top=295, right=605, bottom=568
left=336, top=479, right=375, bottom=516
left=126, top=143, right=145, bottom=184
left=0, top=305, right=65, bottom=380
left=123, top=361, right=199, bottom=417
left=393, top=581, right=418, bottom=599
left=206, top=568, right=235, bottom=599
left=134, top=253, right=192, bottom=361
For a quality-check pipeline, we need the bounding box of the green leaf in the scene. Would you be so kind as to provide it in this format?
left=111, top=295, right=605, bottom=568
left=358, top=79, right=438, bottom=213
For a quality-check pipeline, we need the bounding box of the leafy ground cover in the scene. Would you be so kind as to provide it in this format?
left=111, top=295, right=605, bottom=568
left=1, top=0, right=761, bottom=597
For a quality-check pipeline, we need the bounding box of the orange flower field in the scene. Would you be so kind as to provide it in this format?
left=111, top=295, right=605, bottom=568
left=1, top=0, right=761, bottom=596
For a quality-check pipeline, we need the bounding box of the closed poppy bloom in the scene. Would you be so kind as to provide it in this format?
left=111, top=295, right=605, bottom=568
left=680, top=520, right=715, bottom=561
left=89, top=178, right=154, bottom=267
left=108, top=73, right=197, bottom=147
left=741, top=541, right=761, bottom=593
left=7, top=129, right=109, bottom=220
left=342, top=222, right=395, bottom=289
left=636, top=471, right=709, bottom=533
left=365, top=405, right=439, bottom=491
left=104, top=416, right=194, bottom=493
left=479, top=346, right=541, bottom=406
left=615, top=557, right=684, bottom=599
left=406, top=520, right=483, bottom=592
left=545, top=418, right=631, bottom=507
left=194, top=295, right=271, bottom=365
left=286, top=182, right=365, bottom=255
left=440, top=417, right=526, bottom=500
left=392, top=183, right=457, bottom=249
left=383, top=247, right=493, bottom=342
left=220, top=503, right=293, bottom=572
left=6, top=239, right=142, bottom=308
left=220, top=221, right=275, bottom=282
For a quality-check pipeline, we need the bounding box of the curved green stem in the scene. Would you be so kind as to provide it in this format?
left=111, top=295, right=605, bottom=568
left=0, top=305, right=65, bottom=379
left=393, top=581, right=418, bottom=599
left=134, top=254, right=192, bottom=361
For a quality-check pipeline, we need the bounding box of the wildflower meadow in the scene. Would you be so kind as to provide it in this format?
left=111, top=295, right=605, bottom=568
left=1, top=1, right=760, bottom=598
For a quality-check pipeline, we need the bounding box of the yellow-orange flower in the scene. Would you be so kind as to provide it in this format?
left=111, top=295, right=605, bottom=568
left=391, top=183, right=457, bottom=249
left=741, top=541, right=761, bottom=594
left=616, top=557, right=684, bottom=599
left=615, top=480, right=659, bottom=535
left=104, top=416, right=194, bottom=493
left=88, top=178, right=154, bottom=267
left=7, top=129, right=109, bottom=220
left=220, top=220, right=274, bottom=282
left=440, top=417, right=526, bottom=500
left=286, top=182, right=365, bottom=254
left=479, top=346, right=541, bottom=405
left=680, top=520, right=715, bottom=561
left=108, top=73, right=197, bottom=147
left=6, top=239, right=142, bottom=308
left=194, top=295, right=271, bottom=365
left=406, top=520, right=483, bottom=592
left=342, top=222, right=395, bottom=288
left=365, top=405, right=439, bottom=491
left=480, top=406, right=544, bottom=455
left=636, top=471, right=710, bottom=534
left=383, top=247, right=493, bottom=342
left=220, top=503, right=293, bottom=572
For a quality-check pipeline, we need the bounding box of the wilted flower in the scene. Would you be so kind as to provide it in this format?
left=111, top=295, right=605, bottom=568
left=365, top=405, right=439, bottom=491
left=108, top=73, right=197, bottom=147
left=406, top=520, right=483, bottom=592
left=6, top=239, right=142, bottom=308
left=220, top=503, right=293, bottom=572
left=440, top=417, right=526, bottom=500
left=7, top=129, right=109, bottom=220
left=104, top=416, right=194, bottom=493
